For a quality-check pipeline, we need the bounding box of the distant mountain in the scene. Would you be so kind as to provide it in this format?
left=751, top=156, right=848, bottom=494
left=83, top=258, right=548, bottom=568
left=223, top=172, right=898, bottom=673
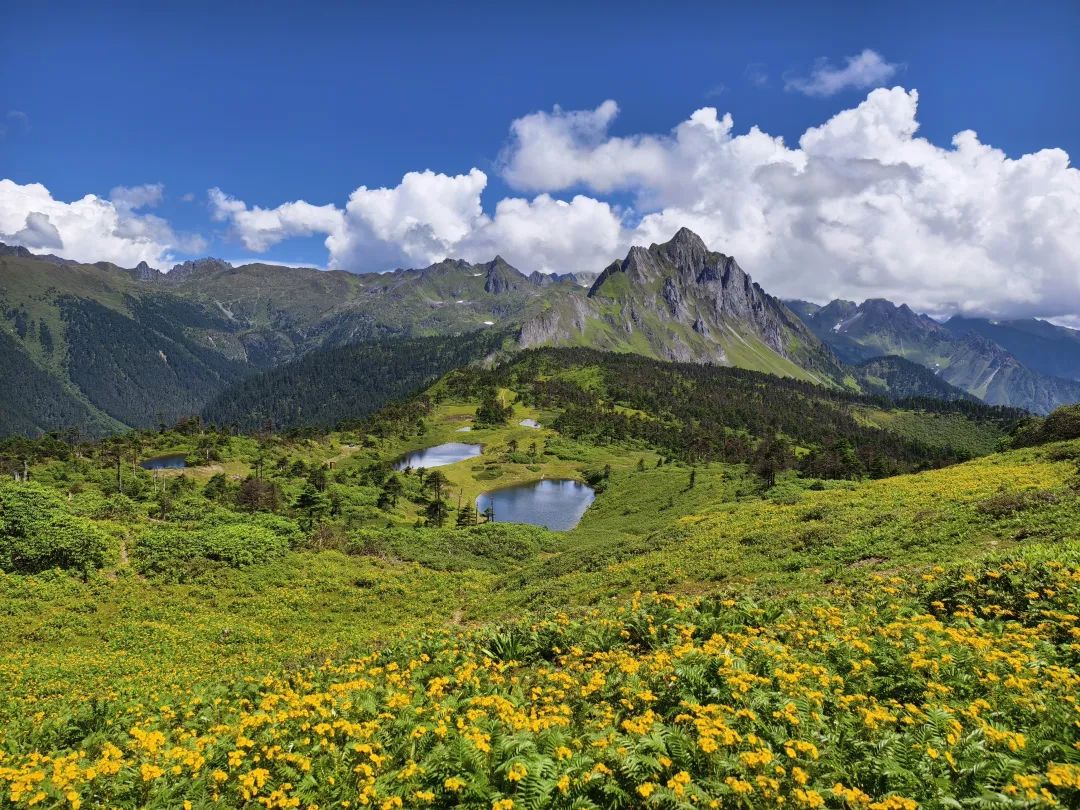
left=0, top=245, right=568, bottom=434
left=521, top=228, right=845, bottom=385
left=792, top=298, right=1080, bottom=413
left=8, top=229, right=1076, bottom=436
left=850, top=356, right=977, bottom=402
left=943, top=316, right=1080, bottom=381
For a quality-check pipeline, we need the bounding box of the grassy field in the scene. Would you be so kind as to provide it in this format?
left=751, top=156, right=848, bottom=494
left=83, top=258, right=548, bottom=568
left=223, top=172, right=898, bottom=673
left=1, top=393, right=1078, bottom=807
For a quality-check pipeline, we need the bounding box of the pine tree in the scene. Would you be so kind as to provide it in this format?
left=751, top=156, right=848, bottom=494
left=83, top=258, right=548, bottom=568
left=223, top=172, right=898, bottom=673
left=456, top=503, right=477, bottom=527
left=293, top=484, right=330, bottom=530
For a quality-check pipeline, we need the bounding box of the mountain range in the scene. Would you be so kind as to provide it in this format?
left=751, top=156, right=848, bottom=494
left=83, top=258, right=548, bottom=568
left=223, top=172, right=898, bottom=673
left=788, top=298, right=1080, bottom=413
left=2, top=230, right=1079, bottom=435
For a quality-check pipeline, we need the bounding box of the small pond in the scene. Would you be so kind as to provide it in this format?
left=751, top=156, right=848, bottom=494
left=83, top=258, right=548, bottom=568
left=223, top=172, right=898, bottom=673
left=476, top=478, right=595, bottom=531
left=519, top=419, right=540, bottom=428
left=140, top=453, right=188, bottom=470
left=393, top=442, right=482, bottom=470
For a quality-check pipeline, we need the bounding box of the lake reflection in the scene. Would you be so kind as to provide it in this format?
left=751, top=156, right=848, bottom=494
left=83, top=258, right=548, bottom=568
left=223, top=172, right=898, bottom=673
left=476, top=478, right=595, bottom=531
left=393, top=442, right=482, bottom=470
left=140, top=454, right=188, bottom=470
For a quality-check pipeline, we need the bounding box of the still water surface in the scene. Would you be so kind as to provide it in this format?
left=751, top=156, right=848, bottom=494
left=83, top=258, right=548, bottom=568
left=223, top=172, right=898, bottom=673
left=476, top=478, right=595, bottom=531
left=393, top=442, right=482, bottom=470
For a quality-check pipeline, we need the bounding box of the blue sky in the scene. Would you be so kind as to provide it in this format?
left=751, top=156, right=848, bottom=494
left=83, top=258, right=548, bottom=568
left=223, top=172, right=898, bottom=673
left=2, top=1, right=1079, bottom=318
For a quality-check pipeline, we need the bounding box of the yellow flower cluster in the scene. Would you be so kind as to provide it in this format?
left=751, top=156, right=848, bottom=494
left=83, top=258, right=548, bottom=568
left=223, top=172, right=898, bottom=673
left=0, top=557, right=1076, bottom=809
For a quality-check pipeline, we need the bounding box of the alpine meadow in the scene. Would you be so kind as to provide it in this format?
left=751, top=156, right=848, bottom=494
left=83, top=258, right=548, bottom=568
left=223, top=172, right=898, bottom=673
left=2, top=4, right=1080, bottom=810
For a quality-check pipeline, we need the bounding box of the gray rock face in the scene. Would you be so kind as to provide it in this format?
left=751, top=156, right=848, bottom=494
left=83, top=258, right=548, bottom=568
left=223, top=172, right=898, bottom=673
left=522, top=229, right=843, bottom=382
left=167, top=257, right=233, bottom=281
left=483, top=256, right=527, bottom=294
left=518, top=295, right=593, bottom=346
left=130, top=261, right=161, bottom=281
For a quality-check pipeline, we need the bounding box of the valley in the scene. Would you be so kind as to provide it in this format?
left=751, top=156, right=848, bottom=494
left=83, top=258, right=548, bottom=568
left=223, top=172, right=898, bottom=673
left=1, top=351, right=1078, bottom=807
left=6, top=8, right=1080, bottom=809
left=7, top=228, right=1080, bottom=445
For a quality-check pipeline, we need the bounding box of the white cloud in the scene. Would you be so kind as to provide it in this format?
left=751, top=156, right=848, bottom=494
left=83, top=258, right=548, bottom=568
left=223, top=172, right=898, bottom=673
left=786, top=49, right=900, bottom=97
left=328, top=169, right=488, bottom=270
left=210, top=169, right=624, bottom=275
left=460, top=194, right=624, bottom=275
left=493, top=88, right=1080, bottom=320
left=110, top=183, right=164, bottom=211
left=0, top=179, right=205, bottom=267
left=9, top=211, right=63, bottom=249
left=208, top=187, right=344, bottom=253
left=190, top=86, right=1080, bottom=320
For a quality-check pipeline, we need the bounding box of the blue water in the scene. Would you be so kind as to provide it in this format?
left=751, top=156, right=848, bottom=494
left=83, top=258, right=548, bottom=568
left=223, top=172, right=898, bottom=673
left=393, top=442, right=482, bottom=470
left=476, top=479, right=596, bottom=531
left=140, top=453, right=188, bottom=470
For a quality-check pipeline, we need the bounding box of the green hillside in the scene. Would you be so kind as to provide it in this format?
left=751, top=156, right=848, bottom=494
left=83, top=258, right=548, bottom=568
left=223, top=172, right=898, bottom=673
left=0, top=365, right=1078, bottom=807
left=0, top=250, right=563, bottom=434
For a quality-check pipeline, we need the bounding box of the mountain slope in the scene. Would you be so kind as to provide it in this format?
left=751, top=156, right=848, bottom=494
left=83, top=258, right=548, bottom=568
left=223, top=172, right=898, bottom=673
left=793, top=298, right=1080, bottom=413
left=521, top=229, right=845, bottom=384
left=944, top=315, right=1080, bottom=381
left=850, top=355, right=978, bottom=402
left=202, top=328, right=514, bottom=431
left=0, top=329, right=121, bottom=437
left=0, top=246, right=565, bottom=433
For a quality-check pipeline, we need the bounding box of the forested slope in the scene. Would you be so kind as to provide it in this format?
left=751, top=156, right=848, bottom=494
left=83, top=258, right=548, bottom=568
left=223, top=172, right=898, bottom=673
left=202, top=329, right=514, bottom=431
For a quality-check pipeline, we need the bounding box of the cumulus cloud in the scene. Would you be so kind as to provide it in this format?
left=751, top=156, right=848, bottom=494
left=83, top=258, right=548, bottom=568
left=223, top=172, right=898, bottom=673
left=210, top=169, right=624, bottom=275
left=10, top=211, right=63, bottom=249
left=110, top=183, right=164, bottom=211
left=786, top=49, right=900, bottom=97
left=193, top=86, right=1080, bottom=319
left=461, top=194, right=624, bottom=275
left=208, top=187, right=344, bottom=252
left=495, top=88, right=1080, bottom=320
left=0, top=179, right=205, bottom=267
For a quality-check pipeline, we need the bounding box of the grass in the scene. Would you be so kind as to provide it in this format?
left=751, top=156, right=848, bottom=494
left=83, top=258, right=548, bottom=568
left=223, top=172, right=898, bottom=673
left=1, top=396, right=1079, bottom=808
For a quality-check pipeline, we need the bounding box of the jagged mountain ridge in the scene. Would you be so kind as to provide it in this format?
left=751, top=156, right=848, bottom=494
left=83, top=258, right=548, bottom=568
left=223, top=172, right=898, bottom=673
left=790, top=297, right=1080, bottom=413
left=520, top=228, right=845, bottom=385
left=0, top=246, right=565, bottom=434
left=943, top=315, right=1080, bottom=382
left=6, top=229, right=1080, bottom=435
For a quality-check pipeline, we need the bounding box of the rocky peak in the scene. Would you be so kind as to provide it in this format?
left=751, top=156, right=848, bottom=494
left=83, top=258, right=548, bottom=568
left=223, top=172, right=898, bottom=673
left=529, top=227, right=844, bottom=382
left=0, top=242, right=34, bottom=259
left=591, top=228, right=746, bottom=298
left=483, top=256, right=526, bottom=294
left=167, top=257, right=233, bottom=281
left=660, top=227, right=709, bottom=277
left=130, top=260, right=160, bottom=281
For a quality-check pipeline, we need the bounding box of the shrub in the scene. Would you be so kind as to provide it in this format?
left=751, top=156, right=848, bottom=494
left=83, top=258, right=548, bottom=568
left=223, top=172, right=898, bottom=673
left=977, top=489, right=1059, bottom=518
left=1012, top=405, right=1080, bottom=447
left=0, top=482, right=109, bottom=574
left=135, top=521, right=290, bottom=579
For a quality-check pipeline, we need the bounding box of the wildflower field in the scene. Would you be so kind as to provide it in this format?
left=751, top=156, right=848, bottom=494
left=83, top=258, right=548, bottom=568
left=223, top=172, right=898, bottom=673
left=0, top=551, right=1077, bottom=809
left=1, top=359, right=1079, bottom=808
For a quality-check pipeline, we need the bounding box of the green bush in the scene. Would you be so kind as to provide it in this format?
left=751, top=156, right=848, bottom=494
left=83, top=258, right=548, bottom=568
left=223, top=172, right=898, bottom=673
left=1013, top=404, right=1080, bottom=447
left=346, top=523, right=560, bottom=573
left=135, top=521, right=290, bottom=579
left=0, top=482, right=109, bottom=574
